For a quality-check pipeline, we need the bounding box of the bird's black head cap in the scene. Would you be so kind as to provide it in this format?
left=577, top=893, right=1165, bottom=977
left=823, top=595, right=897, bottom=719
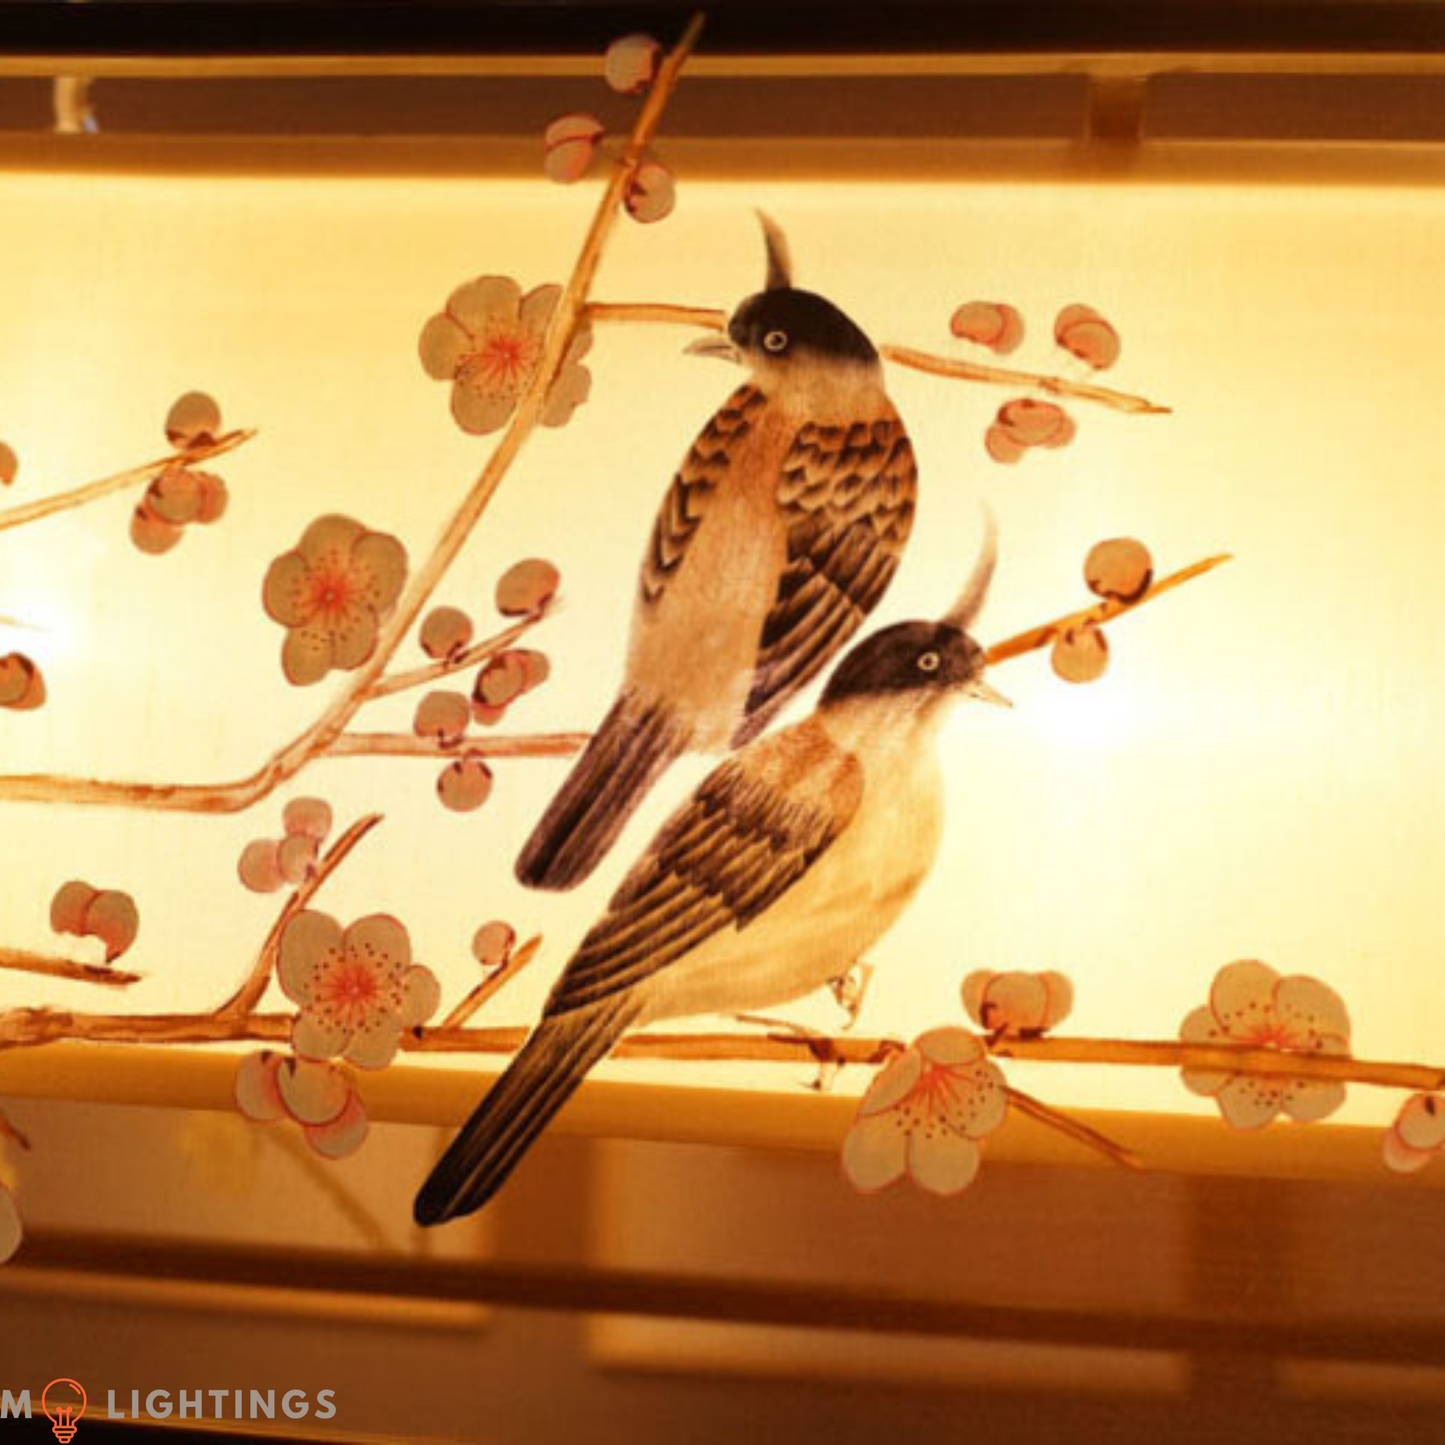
left=726, top=212, right=877, bottom=367
left=820, top=511, right=1004, bottom=709
left=729, top=287, right=879, bottom=367
left=820, top=621, right=984, bottom=706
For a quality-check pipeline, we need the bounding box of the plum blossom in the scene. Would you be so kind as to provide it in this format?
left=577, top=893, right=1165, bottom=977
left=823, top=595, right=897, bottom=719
left=278, top=910, right=440, bottom=1070
left=962, top=970, right=1073, bottom=1038
left=234, top=1051, right=368, bottom=1160
left=842, top=1027, right=1008, bottom=1197
left=419, top=277, right=592, bottom=436
left=0, top=652, right=44, bottom=711
left=1382, top=1093, right=1445, bottom=1174
left=950, top=300, right=1024, bottom=355
left=1180, top=960, right=1351, bottom=1130
left=263, top=515, right=408, bottom=686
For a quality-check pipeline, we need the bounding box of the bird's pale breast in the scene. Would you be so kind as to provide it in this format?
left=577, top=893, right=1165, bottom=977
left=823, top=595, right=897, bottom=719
left=626, top=406, right=797, bottom=749
left=637, top=724, right=944, bottom=1023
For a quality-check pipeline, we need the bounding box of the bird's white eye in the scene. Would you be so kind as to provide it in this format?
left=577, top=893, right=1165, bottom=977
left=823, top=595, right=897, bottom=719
left=917, top=650, right=942, bottom=673
left=763, top=329, right=789, bottom=353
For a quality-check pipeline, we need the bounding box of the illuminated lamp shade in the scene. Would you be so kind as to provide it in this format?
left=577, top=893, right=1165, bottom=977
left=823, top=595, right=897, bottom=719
left=1, top=13, right=1444, bottom=1260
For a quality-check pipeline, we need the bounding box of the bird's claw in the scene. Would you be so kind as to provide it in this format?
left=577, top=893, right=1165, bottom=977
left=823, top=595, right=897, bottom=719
left=732, top=1014, right=843, bottom=1093
left=827, top=963, right=874, bottom=1031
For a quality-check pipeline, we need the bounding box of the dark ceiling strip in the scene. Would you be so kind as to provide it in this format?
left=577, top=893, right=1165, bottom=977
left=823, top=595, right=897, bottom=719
left=0, top=2, right=1444, bottom=57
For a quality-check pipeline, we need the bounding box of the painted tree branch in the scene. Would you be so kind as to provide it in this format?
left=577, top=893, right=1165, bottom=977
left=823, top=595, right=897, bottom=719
left=585, top=302, right=1169, bottom=415
left=986, top=553, right=1232, bottom=666
left=440, top=935, right=543, bottom=1030
left=3, top=1005, right=1441, bottom=1097
left=361, top=608, right=553, bottom=702
left=1004, top=1085, right=1145, bottom=1172
left=325, top=732, right=588, bottom=762
left=0, top=428, right=256, bottom=536
left=214, top=812, right=384, bottom=1021
left=0, top=551, right=1225, bottom=810
left=0, top=16, right=706, bottom=816
left=0, top=948, right=140, bottom=989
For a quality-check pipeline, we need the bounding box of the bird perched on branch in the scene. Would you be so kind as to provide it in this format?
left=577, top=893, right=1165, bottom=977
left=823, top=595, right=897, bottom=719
left=516, top=214, right=919, bottom=891
left=416, top=525, right=1007, bottom=1225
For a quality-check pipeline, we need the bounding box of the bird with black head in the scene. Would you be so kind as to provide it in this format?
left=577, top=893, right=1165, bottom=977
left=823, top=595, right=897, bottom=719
left=516, top=214, right=920, bottom=891
left=417, top=520, right=1007, bottom=1226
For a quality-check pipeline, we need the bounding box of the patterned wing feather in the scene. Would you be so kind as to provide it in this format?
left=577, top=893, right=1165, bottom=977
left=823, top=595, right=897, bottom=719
left=546, top=721, right=863, bottom=1016
left=640, top=384, right=768, bottom=606
left=737, top=408, right=917, bottom=743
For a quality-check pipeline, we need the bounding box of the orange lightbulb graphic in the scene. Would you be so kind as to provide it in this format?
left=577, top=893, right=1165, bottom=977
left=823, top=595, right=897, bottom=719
left=41, top=1379, right=86, bottom=1443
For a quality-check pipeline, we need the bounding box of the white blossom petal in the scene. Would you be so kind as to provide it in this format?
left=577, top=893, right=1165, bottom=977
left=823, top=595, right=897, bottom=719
left=305, top=1095, right=368, bottom=1160
left=292, top=1010, right=348, bottom=1062
left=1180, top=1005, right=1231, bottom=1095
left=841, top=1111, right=909, bottom=1192
left=1281, top=1078, right=1346, bottom=1123
left=278, top=910, right=343, bottom=1005
left=1214, top=1074, right=1284, bottom=1130
left=907, top=1130, right=981, bottom=1196
left=234, top=1051, right=286, bottom=1122
left=276, top=1058, right=350, bottom=1126
left=1394, top=1094, right=1445, bottom=1152
left=448, top=275, right=521, bottom=332
left=1383, top=1126, right=1436, bottom=1174
left=856, top=1047, right=922, bottom=1118
left=1274, top=973, right=1351, bottom=1049
left=1209, top=960, right=1280, bottom=1038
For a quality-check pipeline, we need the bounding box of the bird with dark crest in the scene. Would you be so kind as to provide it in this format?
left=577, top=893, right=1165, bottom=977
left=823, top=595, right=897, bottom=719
left=515, top=214, right=919, bottom=891
left=416, top=522, right=1006, bottom=1226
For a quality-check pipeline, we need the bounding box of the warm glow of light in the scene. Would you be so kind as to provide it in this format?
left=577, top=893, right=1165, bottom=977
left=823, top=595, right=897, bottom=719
left=1, top=157, right=1442, bottom=1140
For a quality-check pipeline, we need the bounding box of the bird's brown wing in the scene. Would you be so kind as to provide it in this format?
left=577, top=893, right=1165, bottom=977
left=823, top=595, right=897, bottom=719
left=639, top=383, right=769, bottom=607
left=546, top=718, right=864, bottom=1016
left=736, top=405, right=917, bottom=743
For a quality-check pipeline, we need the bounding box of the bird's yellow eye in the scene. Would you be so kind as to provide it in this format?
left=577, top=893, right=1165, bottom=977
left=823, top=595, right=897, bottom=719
left=763, top=330, right=789, bottom=353
left=917, top=651, right=942, bottom=673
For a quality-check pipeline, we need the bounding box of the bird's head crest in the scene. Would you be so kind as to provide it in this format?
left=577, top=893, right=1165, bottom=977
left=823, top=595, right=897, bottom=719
left=758, top=211, right=793, bottom=290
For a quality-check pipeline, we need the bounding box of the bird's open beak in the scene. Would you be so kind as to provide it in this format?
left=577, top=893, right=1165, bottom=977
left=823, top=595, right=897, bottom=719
left=684, top=333, right=742, bottom=364
left=965, top=677, right=1012, bottom=708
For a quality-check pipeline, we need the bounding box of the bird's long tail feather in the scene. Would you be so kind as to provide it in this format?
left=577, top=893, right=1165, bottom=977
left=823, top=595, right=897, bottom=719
left=515, top=691, right=689, bottom=891
left=414, top=997, right=641, bottom=1226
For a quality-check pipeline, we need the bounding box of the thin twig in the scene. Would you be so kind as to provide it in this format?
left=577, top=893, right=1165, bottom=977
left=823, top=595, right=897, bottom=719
left=440, top=935, right=543, bottom=1030
left=0, top=948, right=141, bottom=988
left=213, top=812, right=383, bottom=1021
left=1004, top=1085, right=1144, bottom=1172
left=363, top=610, right=552, bottom=701
left=0, top=429, right=257, bottom=536
left=586, top=302, right=1169, bottom=416
left=987, top=554, right=1233, bottom=667
left=326, top=732, right=587, bottom=761
left=0, top=16, right=706, bottom=816
left=881, top=344, right=1170, bottom=416
left=0, top=549, right=1228, bottom=812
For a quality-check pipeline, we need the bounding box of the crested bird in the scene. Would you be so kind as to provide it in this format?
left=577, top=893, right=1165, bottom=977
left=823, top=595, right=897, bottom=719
left=416, top=526, right=1007, bottom=1225
left=515, top=214, right=918, bottom=891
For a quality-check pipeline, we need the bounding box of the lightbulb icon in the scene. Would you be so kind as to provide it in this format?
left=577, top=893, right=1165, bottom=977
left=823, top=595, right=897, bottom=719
left=41, top=1379, right=86, bottom=1443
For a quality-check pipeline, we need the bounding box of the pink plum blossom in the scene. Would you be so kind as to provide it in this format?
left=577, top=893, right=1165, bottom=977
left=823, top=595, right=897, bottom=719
left=1180, top=960, right=1351, bottom=1130
left=962, top=970, right=1073, bottom=1037
left=842, top=1027, right=1008, bottom=1196
left=1382, top=1093, right=1445, bottom=1174
left=262, top=515, right=408, bottom=686
left=418, top=277, right=592, bottom=436
left=234, top=1051, right=368, bottom=1160
left=278, top=910, right=441, bottom=1070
